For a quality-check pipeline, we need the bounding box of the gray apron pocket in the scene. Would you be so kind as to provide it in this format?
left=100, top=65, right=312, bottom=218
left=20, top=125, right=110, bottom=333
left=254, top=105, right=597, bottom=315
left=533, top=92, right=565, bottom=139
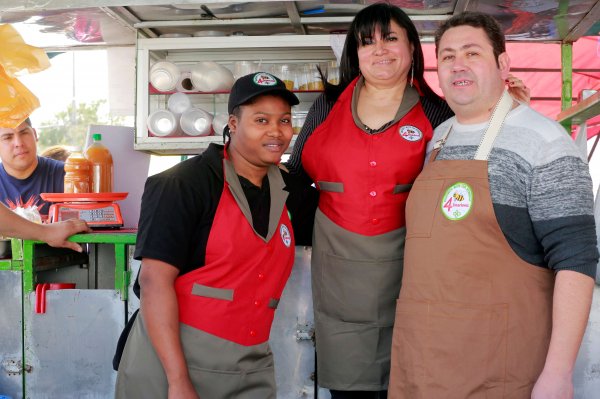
left=189, top=366, right=276, bottom=399
left=320, top=252, right=402, bottom=325
left=318, top=181, right=344, bottom=193
left=192, top=283, right=234, bottom=300
left=268, top=298, right=279, bottom=309
left=180, top=323, right=276, bottom=399
left=315, top=318, right=388, bottom=390
left=391, top=299, right=508, bottom=397
left=393, top=184, right=413, bottom=194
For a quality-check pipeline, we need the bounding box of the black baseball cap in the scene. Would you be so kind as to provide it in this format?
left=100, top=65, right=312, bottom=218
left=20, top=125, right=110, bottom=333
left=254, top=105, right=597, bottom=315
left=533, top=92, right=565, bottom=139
left=227, top=72, right=299, bottom=114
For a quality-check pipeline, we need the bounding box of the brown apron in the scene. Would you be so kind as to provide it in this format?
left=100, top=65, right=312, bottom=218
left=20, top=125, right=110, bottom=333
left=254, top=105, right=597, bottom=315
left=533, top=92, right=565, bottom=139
left=389, top=91, right=555, bottom=398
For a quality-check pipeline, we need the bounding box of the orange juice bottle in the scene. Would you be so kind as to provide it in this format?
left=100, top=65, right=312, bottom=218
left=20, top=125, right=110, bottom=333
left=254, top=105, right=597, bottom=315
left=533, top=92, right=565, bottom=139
left=84, top=133, right=114, bottom=193
left=64, top=152, right=91, bottom=193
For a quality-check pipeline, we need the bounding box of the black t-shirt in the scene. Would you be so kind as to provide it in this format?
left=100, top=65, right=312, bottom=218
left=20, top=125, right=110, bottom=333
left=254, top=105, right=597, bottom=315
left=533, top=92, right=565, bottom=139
left=133, top=144, right=317, bottom=296
left=238, top=174, right=270, bottom=238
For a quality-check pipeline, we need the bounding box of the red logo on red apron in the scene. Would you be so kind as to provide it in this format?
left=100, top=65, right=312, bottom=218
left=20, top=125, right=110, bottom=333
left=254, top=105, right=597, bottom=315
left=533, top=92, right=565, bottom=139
left=399, top=125, right=423, bottom=142
left=280, top=224, right=292, bottom=247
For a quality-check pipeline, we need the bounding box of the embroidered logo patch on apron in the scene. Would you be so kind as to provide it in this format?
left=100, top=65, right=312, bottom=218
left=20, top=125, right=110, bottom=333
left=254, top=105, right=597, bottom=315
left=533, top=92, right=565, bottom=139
left=280, top=224, right=292, bottom=247
left=398, top=125, right=423, bottom=142
left=441, top=182, right=473, bottom=220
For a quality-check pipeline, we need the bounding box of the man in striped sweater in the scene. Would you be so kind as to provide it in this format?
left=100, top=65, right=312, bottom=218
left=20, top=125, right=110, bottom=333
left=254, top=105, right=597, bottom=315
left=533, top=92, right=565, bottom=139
left=389, top=11, right=597, bottom=399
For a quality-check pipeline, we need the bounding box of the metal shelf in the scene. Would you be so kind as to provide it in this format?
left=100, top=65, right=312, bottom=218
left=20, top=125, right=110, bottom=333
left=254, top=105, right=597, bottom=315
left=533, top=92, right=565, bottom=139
left=135, top=35, right=334, bottom=155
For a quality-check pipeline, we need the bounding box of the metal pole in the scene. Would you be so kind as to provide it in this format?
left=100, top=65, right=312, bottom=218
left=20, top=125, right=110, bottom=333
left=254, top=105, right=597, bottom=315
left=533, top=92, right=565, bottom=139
left=560, top=42, right=573, bottom=131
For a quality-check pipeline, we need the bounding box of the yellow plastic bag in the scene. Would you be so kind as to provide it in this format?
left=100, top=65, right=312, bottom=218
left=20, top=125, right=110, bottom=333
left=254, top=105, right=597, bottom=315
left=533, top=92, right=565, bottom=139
left=0, top=24, right=49, bottom=128
left=0, top=67, right=40, bottom=128
left=0, top=24, right=50, bottom=77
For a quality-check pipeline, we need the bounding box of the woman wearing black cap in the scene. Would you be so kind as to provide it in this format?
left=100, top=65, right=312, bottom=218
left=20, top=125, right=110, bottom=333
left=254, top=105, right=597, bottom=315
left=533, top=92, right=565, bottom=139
left=115, top=72, right=317, bottom=399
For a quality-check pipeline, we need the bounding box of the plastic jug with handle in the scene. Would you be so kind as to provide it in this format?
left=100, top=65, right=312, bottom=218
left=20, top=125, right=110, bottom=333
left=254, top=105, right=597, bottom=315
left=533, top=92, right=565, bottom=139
left=64, top=151, right=91, bottom=193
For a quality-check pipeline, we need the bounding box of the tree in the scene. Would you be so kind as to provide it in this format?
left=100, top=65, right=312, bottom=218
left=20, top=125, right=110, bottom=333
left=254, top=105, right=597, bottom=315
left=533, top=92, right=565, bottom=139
left=37, top=100, right=124, bottom=151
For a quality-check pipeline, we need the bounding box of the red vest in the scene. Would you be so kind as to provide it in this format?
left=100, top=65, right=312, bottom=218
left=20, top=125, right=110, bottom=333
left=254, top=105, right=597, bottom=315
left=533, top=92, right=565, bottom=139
left=175, top=156, right=295, bottom=346
left=301, top=78, right=432, bottom=236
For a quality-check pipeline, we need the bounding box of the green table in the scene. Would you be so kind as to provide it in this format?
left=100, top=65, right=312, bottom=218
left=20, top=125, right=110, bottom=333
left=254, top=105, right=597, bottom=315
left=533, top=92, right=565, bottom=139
left=17, top=231, right=137, bottom=299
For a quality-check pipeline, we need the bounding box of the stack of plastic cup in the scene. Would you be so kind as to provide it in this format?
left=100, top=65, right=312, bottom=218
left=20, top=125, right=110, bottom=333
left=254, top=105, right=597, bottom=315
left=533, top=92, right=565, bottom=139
left=149, top=61, right=180, bottom=92
left=167, top=92, right=192, bottom=115
left=180, top=107, right=213, bottom=137
left=147, top=109, right=177, bottom=137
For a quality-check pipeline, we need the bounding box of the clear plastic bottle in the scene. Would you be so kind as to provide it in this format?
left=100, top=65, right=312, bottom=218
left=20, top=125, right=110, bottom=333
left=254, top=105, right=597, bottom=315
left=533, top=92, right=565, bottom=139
left=64, top=152, right=91, bottom=193
left=84, top=133, right=114, bottom=193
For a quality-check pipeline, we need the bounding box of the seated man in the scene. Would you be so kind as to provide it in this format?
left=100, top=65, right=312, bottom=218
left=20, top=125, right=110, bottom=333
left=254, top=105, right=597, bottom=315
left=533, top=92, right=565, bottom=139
left=0, top=117, right=64, bottom=216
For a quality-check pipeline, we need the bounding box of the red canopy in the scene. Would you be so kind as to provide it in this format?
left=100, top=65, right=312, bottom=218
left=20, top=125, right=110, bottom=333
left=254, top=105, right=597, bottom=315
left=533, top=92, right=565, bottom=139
left=422, top=36, right=600, bottom=139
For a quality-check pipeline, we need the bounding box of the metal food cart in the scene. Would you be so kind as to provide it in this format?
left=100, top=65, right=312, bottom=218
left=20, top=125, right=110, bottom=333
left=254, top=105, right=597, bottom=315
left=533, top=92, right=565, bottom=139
left=0, top=1, right=599, bottom=398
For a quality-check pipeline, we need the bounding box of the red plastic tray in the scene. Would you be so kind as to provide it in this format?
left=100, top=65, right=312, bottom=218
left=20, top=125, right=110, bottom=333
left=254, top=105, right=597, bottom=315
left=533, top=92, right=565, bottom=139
left=40, top=192, right=128, bottom=203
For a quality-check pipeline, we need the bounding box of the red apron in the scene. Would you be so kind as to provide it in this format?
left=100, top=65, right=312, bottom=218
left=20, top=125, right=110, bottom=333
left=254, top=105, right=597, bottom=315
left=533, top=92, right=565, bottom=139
left=301, top=78, right=432, bottom=390
left=116, top=153, right=295, bottom=398
left=302, top=77, right=432, bottom=236
left=175, top=155, right=295, bottom=345
left=390, top=92, right=554, bottom=398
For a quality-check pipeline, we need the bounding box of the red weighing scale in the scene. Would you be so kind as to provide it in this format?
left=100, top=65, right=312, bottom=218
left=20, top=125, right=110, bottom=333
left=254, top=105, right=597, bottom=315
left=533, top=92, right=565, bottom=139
left=41, top=192, right=128, bottom=229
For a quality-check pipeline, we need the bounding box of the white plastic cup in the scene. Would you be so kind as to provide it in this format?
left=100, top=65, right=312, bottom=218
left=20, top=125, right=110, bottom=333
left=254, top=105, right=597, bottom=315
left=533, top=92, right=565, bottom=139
left=149, top=61, right=180, bottom=92
left=212, top=113, right=229, bottom=137
left=147, top=109, right=177, bottom=137
left=167, top=92, right=192, bottom=114
left=180, top=108, right=213, bottom=137
left=191, top=62, right=235, bottom=92
left=233, top=61, right=258, bottom=80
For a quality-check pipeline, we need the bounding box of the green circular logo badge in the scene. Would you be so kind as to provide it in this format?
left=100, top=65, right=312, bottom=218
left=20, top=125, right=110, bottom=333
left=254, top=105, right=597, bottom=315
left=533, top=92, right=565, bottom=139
left=440, top=182, right=473, bottom=221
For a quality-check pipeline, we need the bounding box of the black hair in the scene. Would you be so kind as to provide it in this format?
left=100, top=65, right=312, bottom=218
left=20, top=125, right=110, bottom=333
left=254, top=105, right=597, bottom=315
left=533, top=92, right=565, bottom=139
left=434, top=12, right=506, bottom=67
left=322, top=2, right=443, bottom=105
left=224, top=102, right=251, bottom=143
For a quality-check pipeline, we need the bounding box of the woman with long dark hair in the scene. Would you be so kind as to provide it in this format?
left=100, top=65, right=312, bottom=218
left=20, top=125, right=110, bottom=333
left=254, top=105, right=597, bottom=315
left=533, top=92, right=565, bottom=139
left=285, top=3, right=527, bottom=398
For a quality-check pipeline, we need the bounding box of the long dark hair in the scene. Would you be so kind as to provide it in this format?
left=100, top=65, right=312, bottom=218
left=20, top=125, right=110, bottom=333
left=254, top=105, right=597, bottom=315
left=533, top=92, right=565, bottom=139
left=323, top=2, right=443, bottom=105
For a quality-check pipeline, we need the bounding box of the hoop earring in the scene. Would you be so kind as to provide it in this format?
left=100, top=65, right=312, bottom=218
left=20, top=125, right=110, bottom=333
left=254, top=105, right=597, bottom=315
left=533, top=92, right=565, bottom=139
left=410, top=59, right=414, bottom=88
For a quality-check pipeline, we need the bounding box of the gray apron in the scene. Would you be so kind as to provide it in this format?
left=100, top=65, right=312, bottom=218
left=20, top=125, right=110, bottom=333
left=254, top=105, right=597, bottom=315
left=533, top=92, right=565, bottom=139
left=312, top=208, right=405, bottom=390
left=115, top=312, right=276, bottom=399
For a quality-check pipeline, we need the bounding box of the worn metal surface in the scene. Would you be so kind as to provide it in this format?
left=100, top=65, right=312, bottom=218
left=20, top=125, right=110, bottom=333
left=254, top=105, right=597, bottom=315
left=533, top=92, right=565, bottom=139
left=270, top=246, right=331, bottom=398
left=0, top=271, right=24, bottom=399
left=573, top=187, right=600, bottom=398
left=24, top=289, right=124, bottom=399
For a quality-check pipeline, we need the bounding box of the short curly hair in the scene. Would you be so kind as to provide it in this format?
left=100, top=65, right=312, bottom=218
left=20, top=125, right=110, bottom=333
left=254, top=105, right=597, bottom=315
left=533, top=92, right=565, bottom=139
left=40, top=145, right=71, bottom=162
left=435, top=12, right=506, bottom=67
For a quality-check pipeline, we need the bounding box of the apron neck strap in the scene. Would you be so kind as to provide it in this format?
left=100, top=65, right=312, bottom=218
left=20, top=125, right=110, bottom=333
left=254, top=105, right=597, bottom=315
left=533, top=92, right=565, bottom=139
left=431, top=90, right=513, bottom=161
left=474, top=90, right=513, bottom=160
